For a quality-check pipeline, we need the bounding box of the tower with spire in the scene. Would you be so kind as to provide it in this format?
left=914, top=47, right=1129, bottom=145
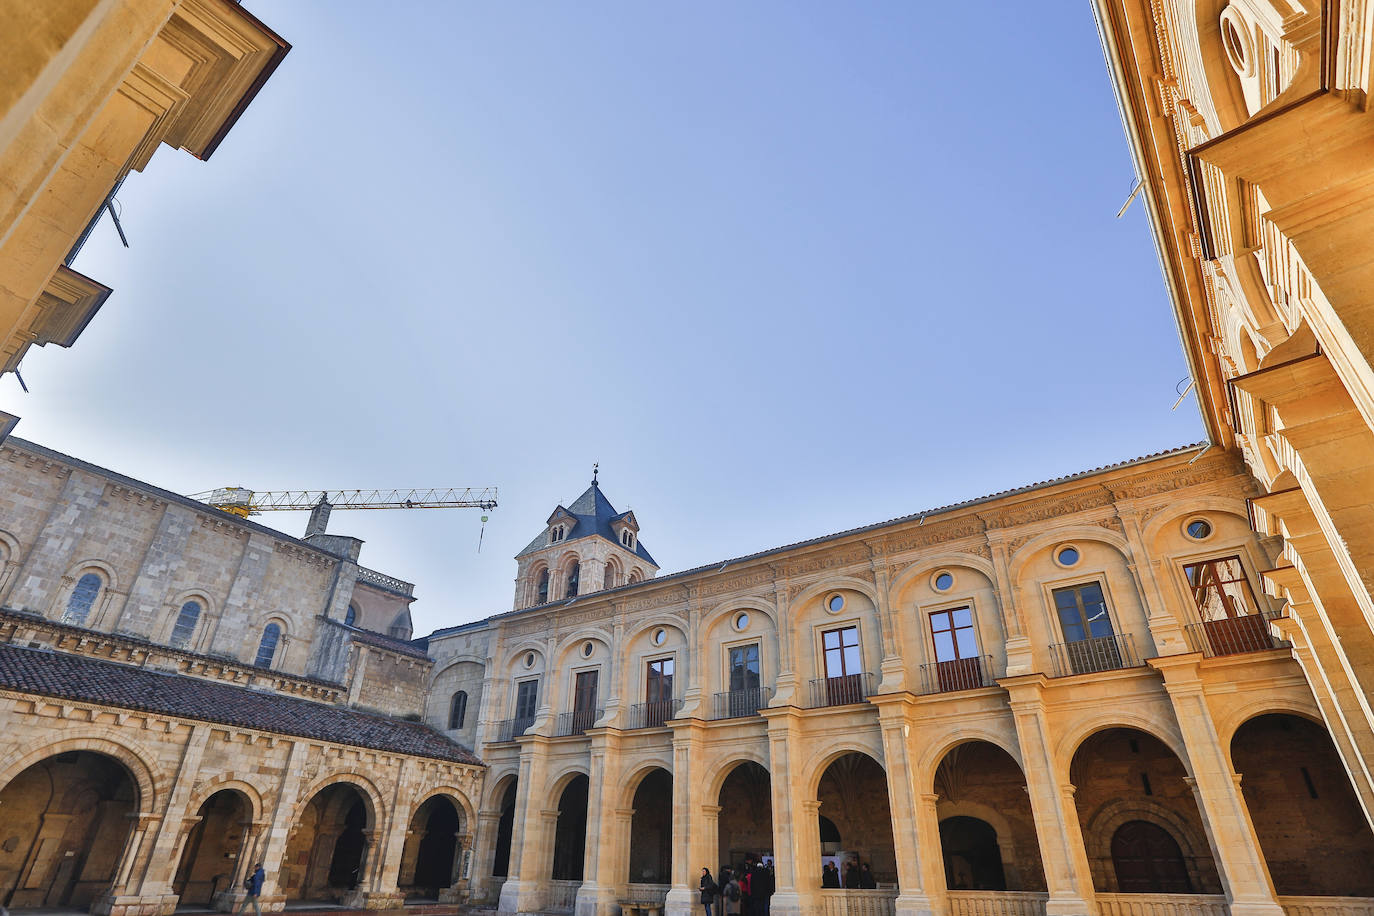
left=512, top=468, right=658, bottom=610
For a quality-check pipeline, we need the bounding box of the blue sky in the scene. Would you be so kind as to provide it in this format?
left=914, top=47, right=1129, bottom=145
left=13, top=2, right=1202, bottom=634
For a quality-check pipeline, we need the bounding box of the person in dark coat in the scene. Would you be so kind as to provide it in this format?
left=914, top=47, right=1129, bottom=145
left=238, top=863, right=265, bottom=916
left=843, top=861, right=860, bottom=889
left=700, top=867, right=719, bottom=916
left=821, top=862, right=841, bottom=888
left=858, top=863, right=877, bottom=889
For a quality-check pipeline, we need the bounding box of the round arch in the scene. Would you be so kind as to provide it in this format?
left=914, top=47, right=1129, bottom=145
left=804, top=744, right=886, bottom=798
left=482, top=770, right=520, bottom=811
left=618, top=760, right=675, bottom=808
left=1008, top=527, right=1133, bottom=583
left=889, top=553, right=998, bottom=598
left=702, top=596, right=779, bottom=634
left=789, top=576, right=881, bottom=610
left=1140, top=501, right=1251, bottom=550
left=411, top=786, right=476, bottom=832
left=295, top=770, right=385, bottom=829
left=60, top=558, right=120, bottom=592
left=184, top=775, right=265, bottom=824
left=545, top=765, right=591, bottom=802
left=705, top=753, right=771, bottom=802
left=919, top=731, right=1025, bottom=787
left=1217, top=700, right=1323, bottom=766
left=627, top=616, right=689, bottom=646
left=1055, top=716, right=1189, bottom=779
left=0, top=731, right=160, bottom=816
left=431, top=653, right=489, bottom=679
left=1083, top=799, right=1211, bottom=865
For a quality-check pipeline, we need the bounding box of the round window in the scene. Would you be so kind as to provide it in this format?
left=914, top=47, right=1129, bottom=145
left=934, top=572, right=954, bottom=592
left=652, top=628, right=667, bottom=646
left=582, top=641, right=594, bottom=658
left=1186, top=519, right=1212, bottom=540
left=827, top=594, right=845, bottom=613
left=1057, top=546, right=1080, bottom=567
left=524, top=652, right=536, bottom=668
left=735, top=612, right=750, bottom=631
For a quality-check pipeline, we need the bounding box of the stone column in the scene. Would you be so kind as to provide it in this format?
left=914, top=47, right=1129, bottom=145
left=125, top=725, right=209, bottom=905
left=1149, top=655, right=1283, bottom=916
left=871, top=695, right=938, bottom=916
left=763, top=708, right=810, bottom=916
left=257, top=741, right=309, bottom=911
left=1002, top=675, right=1094, bottom=916
left=1119, top=510, right=1191, bottom=656
left=771, top=577, right=801, bottom=706
left=872, top=557, right=907, bottom=692
left=500, top=736, right=552, bottom=914
left=987, top=536, right=1034, bottom=675
left=577, top=731, right=623, bottom=916
left=472, top=811, right=503, bottom=903
left=666, top=724, right=701, bottom=916
left=700, top=805, right=722, bottom=878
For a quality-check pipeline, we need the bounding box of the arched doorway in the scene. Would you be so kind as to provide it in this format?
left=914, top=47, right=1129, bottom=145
left=932, top=742, right=1044, bottom=891
left=551, top=775, right=589, bottom=881
left=279, top=783, right=374, bottom=902
left=1110, top=820, right=1190, bottom=893
left=173, top=789, right=252, bottom=906
left=401, top=796, right=463, bottom=899
left=492, top=779, right=518, bottom=879
left=628, top=768, right=672, bottom=885
left=1232, top=713, right=1374, bottom=895
left=717, top=762, right=772, bottom=874
left=0, top=751, right=139, bottom=909
left=816, top=752, right=897, bottom=887
left=939, top=817, right=1004, bottom=891
left=1069, top=728, right=1220, bottom=894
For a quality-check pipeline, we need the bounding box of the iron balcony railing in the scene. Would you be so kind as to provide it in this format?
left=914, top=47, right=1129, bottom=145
left=495, top=715, right=536, bottom=742
left=918, top=655, right=994, bottom=694
left=712, top=686, right=773, bottom=720
left=808, top=672, right=874, bottom=708
left=1049, top=633, right=1139, bottom=677
left=556, top=708, right=602, bottom=737
left=1184, top=607, right=1284, bottom=657
left=629, top=698, right=683, bottom=729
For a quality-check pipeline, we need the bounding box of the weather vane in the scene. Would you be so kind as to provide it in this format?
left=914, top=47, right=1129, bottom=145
left=592, top=462, right=599, bottom=485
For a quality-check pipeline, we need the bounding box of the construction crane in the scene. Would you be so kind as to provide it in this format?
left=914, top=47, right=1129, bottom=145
left=188, top=487, right=498, bottom=519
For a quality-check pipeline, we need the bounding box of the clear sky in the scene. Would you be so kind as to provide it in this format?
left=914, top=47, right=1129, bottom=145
left=13, top=2, right=1203, bottom=636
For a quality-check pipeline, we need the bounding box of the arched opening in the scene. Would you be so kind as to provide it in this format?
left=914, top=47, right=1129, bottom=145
left=449, top=691, right=468, bottom=730
left=279, top=783, right=373, bottom=903
left=537, top=569, right=550, bottom=605
left=717, top=762, right=773, bottom=874
left=816, top=752, right=897, bottom=888
left=64, top=572, right=103, bottom=625
left=0, top=751, right=139, bottom=909
left=939, top=818, right=1004, bottom=891
left=1069, top=728, right=1220, bottom=894
left=1232, top=713, right=1374, bottom=895
left=400, top=796, right=463, bottom=900
left=254, top=623, right=282, bottom=668
left=492, top=780, right=518, bottom=878
left=170, top=600, right=201, bottom=648
left=173, top=789, right=252, bottom=906
left=628, top=768, right=672, bottom=885
left=567, top=562, right=581, bottom=598
left=1110, top=821, right=1189, bottom=893
left=551, top=775, right=589, bottom=881
left=933, top=742, right=1044, bottom=891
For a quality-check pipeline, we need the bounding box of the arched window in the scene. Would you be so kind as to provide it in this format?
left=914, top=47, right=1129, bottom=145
left=567, top=561, right=580, bottom=598
left=1111, top=820, right=1191, bottom=893
left=170, top=600, right=201, bottom=649
left=64, top=572, right=103, bottom=625
left=345, top=603, right=358, bottom=627
left=627, top=570, right=641, bottom=585
left=255, top=623, right=282, bottom=668
left=449, top=690, right=468, bottom=730
left=537, top=568, right=550, bottom=604
left=604, top=563, right=618, bottom=589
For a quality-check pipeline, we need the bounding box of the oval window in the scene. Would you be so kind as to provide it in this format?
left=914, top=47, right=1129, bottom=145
left=583, top=641, right=594, bottom=658
left=1186, top=519, right=1212, bottom=540
left=652, top=628, right=667, bottom=646
left=934, top=572, right=954, bottom=592
left=735, top=612, right=750, bottom=631
left=525, top=652, right=536, bottom=668
left=1057, top=546, right=1080, bottom=567
left=827, top=594, right=845, bottom=613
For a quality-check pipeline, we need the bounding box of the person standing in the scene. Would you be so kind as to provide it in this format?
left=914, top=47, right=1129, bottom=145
left=700, top=867, right=719, bottom=916
left=843, top=861, right=859, bottom=889
left=858, top=863, right=876, bottom=889
left=722, top=868, right=742, bottom=916
left=238, top=863, right=265, bottom=916
left=822, top=862, right=841, bottom=888
left=738, top=856, right=754, bottom=916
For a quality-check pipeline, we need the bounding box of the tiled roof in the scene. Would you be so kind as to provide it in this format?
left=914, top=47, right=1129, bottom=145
left=338, top=621, right=431, bottom=660
left=517, top=479, right=657, bottom=564
left=0, top=644, right=481, bottom=766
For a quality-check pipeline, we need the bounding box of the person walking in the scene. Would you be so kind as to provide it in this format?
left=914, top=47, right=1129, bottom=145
left=700, top=867, right=719, bottom=916
left=722, top=868, right=742, bottom=916
left=238, top=863, right=265, bottom=916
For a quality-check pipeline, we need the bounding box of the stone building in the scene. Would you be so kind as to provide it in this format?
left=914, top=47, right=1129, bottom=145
left=0, top=437, right=484, bottom=916
left=1093, top=0, right=1374, bottom=884
left=422, top=449, right=1374, bottom=916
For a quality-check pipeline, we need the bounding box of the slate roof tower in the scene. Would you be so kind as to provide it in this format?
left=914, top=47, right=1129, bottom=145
left=513, top=469, right=658, bottom=610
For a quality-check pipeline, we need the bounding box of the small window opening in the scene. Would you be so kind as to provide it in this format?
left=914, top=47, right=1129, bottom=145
left=1140, top=773, right=1153, bottom=796
left=1300, top=766, right=1318, bottom=799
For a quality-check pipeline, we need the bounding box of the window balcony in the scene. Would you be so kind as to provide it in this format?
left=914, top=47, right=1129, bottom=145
left=1184, top=608, right=1284, bottom=657
left=712, top=686, right=773, bottom=720
left=629, top=698, right=682, bottom=729
left=808, top=672, right=874, bottom=708
left=1049, top=633, right=1139, bottom=677
left=918, top=655, right=994, bottom=694
left=556, top=708, right=602, bottom=737
left=494, top=715, right=536, bottom=742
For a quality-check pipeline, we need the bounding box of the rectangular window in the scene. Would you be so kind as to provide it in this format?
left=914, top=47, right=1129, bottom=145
left=571, top=670, right=598, bottom=734
left=821, top=626, right=865, bottom=705
left=1052, top=582, right=1123, bottom=675
left=645, top=658, right=675, bottom=726
left=514, top=679, right=538, bottom=721
left=726, top=644, right=762, bottom=716
left=1184, top=556, right=1270, bottom=655
left=930, top=607, right=984, bottom=691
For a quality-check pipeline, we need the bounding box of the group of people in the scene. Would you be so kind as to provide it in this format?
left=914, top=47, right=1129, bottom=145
left=699, top=854, right=776, bottom=916
left=820, top=860, right=877, bottom=889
